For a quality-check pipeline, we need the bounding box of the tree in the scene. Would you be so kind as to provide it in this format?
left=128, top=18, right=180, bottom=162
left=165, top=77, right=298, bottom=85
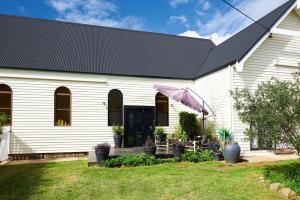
left=231, top=69, right=300, bottom=155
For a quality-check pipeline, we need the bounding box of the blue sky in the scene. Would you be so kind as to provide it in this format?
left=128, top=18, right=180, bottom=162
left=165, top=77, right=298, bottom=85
left=0, top=0, right=288, bottom=44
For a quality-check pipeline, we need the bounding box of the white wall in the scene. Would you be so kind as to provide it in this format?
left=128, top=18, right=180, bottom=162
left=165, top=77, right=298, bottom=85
left=233, top=11, right=300, bottom=154
left=0, top=68, right=194, bottom=154
left=194, top=67, right=232, bottom=130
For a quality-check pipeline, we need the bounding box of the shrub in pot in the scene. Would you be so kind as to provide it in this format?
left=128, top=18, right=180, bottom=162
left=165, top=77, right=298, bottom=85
left=112, top=125, right=123, bottom=148
left=172, top=141, right=185, bottom=158
left=94, top=143, right=110, bottom=163
left=154, top=127, right=166, bottom=142
left=217, top=127, right=240, bottom=163
left=207, top=140, right=223, bottom=161
left=143, top=138, right=156, bottom=156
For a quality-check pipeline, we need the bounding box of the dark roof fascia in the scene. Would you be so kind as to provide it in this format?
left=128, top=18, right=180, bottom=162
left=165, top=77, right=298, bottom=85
left=0, top=66, right=195, bottom=80
left=194, top=60, right=237, bottom=79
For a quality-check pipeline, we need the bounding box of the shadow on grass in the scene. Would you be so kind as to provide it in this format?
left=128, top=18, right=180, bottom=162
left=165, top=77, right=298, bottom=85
left=263, top=162, right=300, bottom=195
left=0, top=163, right=48, bottom=200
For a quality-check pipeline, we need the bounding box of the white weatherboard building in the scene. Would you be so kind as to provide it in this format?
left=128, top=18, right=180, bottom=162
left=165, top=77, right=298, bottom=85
left=0, top=0, right=299, bottom=157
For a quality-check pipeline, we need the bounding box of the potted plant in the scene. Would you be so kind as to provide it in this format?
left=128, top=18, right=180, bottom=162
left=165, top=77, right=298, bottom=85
left=154, top=127, right=166, bottom=142
left=217, top=127, right=240, bottom=163
left=112, top=125, right=123, bottom=148
left=172, top=140, right=185, bottom=158
left=143, top=138, right=156, bottom=156
left=207, top=140, right=223, bottom=161
left=94, top=143, right=110, bottom=163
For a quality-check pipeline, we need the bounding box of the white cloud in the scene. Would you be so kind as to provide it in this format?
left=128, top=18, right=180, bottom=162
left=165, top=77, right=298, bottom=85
left=179, top=30, right=201, bottom=38
left=169, top=0, right=190, bottom=8
left=202, top=1, right=210, bottom=11
left=197, top=0, right=288, bottom=40
left=179, top=30, right=230, bottom=45
left=47, top=0, right=144, bottom=30
left=169, top=15, right=187, bottom=24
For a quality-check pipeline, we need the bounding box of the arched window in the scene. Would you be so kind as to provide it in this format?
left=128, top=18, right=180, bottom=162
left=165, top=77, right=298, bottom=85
left=155, top=92, right=169, bottom=126
left=0, top=84, right=12, bottom=125
left=108, top=89, right=123, bottom=126
left=54, top=87, right=71, bottom=126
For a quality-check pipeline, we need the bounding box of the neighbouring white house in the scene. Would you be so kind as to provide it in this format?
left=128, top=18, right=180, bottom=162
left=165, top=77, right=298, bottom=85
left=0, top=0, right=299, bottom=158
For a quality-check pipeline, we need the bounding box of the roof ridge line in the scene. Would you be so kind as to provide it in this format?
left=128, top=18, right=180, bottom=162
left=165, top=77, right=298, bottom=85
left=0, top=13, right=215, bottom=44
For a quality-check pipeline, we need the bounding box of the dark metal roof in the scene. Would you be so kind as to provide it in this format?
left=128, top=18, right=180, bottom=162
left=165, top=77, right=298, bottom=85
left=0, top=14, right=215, bottom=79
left=0, top=0, right=296, bottom=79
left=195, top=0, right=296, bottom=78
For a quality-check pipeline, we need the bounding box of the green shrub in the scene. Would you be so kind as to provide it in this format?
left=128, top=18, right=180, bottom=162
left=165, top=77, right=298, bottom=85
left=263, top=162, right=300, bottom=195
left=112, top=125, right=123, bottom=135
left=101, top=154, right=160, bottom=167
left=181, top=150, right=213, bottom=163
left=203, top=121, right=216, bottom=140
left=179, top=112, right=199, bottom=140
left=154, top=127, right=165, bottom=136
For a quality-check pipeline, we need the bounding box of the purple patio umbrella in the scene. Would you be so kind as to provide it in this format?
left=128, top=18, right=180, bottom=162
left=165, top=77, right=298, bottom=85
left=153, top=85, right=208, bottom=115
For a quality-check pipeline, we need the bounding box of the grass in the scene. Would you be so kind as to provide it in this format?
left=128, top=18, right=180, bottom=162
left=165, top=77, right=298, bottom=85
left=0, top=159, right=299, bottom=200
left=264, top=161, right=300, bottom=195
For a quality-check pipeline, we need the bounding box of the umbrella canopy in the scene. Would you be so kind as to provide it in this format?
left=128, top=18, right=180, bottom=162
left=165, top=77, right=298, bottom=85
left=153, top=85, right=208, bottom=115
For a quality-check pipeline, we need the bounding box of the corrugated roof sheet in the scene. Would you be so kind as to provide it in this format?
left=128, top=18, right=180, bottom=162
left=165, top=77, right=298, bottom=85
left=0, top=0, right=296, bottom=79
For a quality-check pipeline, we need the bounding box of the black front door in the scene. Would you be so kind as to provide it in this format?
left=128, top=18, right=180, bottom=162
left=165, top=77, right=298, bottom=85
left=124, top=106, right=155, bottom=147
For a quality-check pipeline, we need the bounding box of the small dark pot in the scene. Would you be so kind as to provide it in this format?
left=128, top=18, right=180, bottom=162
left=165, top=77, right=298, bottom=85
left=223, top=144, right=241, bottom=164
left=95, top=148, right=109, bottom=163
left=144, top=146, right=157, bottom=156
left=213, top=152, right=223, bottom=161
left=172, top=146, right=185, bottom=158
left=156, top=135, right=167, bottom=143
left=113, top=135, right=123, bottom=148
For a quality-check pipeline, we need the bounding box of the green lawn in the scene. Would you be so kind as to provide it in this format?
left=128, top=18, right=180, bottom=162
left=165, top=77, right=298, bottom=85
left=0, top=159, right=299, bottom=200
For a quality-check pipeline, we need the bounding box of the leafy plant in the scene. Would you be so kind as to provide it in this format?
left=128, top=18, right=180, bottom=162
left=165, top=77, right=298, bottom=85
left=232, top=68, right=300, bottom=154
left=264, top=162, right=300, bottom=195
left=154, top=127, right=165, bottom=136
left=172, top=126, right=182, bottom=139
left=144, top=138, right=156, bottom=148
left=203, top=121, right=216, bottom=140
left=0, top=113, right=9, bottom=135
left=217, top=127, right=233, bottom=148
left=94, top=143, right=111, bottom=152
left=101, top=154, right=159, bottom=167
left=112, top=125, right=123, bottom=136
left=179, top=112, right=199, bottom=140
left=181, top=150, right=213, bottom=162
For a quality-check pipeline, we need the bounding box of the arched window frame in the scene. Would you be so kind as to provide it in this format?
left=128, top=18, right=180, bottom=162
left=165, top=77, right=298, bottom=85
left=54, top=86, right=72, bottom=126
left=0, top=84, right=12, bottom=125
left=155, top=92, right=169, bottom=126
left=108, top=89, right=123, bottom=126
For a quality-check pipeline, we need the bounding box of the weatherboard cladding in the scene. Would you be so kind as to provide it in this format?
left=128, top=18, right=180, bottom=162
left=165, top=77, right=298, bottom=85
left=0, top=0, right=296, bottom=79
